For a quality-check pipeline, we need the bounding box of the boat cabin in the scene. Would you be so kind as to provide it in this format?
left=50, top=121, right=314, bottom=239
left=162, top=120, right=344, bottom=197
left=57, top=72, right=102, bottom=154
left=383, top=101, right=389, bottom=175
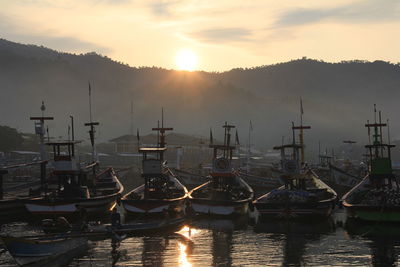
left=46, top=141, right=91, bottom=199
left=273, top=143, right=307, bottom=190
left=209, top=123, right=240, bottom=191
left=365, top=116, right=396, bottom=189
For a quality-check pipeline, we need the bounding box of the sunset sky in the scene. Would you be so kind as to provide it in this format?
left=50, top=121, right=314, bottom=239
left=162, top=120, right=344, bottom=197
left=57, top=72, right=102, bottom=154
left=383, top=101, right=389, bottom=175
left=1, top=0, right=399, bottom=71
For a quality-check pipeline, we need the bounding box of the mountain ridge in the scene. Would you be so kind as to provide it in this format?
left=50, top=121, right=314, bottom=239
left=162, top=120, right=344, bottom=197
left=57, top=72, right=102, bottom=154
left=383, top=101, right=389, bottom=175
left=1, top=38, right=399, bottom=160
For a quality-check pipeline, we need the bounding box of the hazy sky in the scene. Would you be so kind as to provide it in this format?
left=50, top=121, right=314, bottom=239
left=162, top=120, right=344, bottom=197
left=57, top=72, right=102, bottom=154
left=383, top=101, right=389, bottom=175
left=1, top=0, right=399, bottom=71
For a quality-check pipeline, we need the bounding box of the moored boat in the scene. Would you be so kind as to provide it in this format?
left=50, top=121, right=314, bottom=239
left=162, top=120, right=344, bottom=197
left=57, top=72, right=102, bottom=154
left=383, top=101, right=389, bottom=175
left=121, top=119, right=188, bottom=217
left=1, top=235, right=87, bottom=266
left=254, top=113, right=337, bottom=220
left=188, top=122, right=254, bottom=217
left=342, top=107, right=400, bottom=222
left=24, top=141, right=124, bottom=217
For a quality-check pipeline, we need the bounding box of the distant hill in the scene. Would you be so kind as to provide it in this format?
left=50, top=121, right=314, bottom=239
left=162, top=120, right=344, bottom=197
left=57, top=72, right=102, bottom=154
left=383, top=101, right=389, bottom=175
left=1, top=38, right=400, bottom=161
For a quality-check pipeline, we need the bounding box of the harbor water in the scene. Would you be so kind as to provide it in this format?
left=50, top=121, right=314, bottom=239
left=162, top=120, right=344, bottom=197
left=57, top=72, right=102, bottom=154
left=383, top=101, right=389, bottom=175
left=1, top=209, right=400, bottom=266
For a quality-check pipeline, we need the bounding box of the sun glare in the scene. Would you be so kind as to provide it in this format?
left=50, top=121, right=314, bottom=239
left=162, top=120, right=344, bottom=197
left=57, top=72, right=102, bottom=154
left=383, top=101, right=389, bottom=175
left=175, top=50, right=198, bottom=71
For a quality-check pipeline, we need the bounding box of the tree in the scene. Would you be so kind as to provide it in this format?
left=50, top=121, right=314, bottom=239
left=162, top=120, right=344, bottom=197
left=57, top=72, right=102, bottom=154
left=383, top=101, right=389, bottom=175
left=0, top=125, right=23, bottom=152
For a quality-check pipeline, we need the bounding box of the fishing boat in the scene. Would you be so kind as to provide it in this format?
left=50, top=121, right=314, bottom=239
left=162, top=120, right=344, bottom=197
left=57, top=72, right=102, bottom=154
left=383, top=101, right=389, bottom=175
left=25, top=87, right=124, bottom=218
left=254, top=113, right=337, bottom=220
left=342, top=107, right=400, bottom=222
left=0, top=103, right=58, bottom=221
left=121, top=117, right=188, bottom=217
left=24, top=141, right=123, bottom=217
left=1, top=235, right=87, bottom=266
left=188, top=122, right=254, bottom=217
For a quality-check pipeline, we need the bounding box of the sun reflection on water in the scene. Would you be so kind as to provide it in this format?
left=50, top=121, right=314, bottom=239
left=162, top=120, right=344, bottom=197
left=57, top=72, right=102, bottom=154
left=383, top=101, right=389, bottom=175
left=177, top=225, right=201, bottom=239
left=178, top=242, right=192, bottom=267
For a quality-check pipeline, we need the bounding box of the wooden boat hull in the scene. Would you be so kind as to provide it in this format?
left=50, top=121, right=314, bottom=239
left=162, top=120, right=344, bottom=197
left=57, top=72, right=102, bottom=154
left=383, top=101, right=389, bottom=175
left=190, top=198, right=250, bottom=216
left=342, top=176, right=400, bottom=222
left=254, top=200, right=335, bottom=220
left=122, top=198, right=186, bottom=215
left=343, top=204, right=400, bottom=222
left=188, top=177, right=254, bottom=217
left=24, top=171, right=123, bottom=217
left=2, top=236, right=87, bottom=267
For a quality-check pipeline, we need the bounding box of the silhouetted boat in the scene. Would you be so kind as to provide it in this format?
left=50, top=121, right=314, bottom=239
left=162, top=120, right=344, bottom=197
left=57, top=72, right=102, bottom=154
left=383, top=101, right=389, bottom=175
left=1, top=235, right=87, bottom=266
left=188, top=122, right=254, bottom=217
left=24, top=141, right=123, bottom=217
left=342, top=107, right=400, bottom=222
left=121, top=117, right=188, bottom=217
left=254, top=113, right=337, bottom=220
left=0, top=104, right=53, bottom=221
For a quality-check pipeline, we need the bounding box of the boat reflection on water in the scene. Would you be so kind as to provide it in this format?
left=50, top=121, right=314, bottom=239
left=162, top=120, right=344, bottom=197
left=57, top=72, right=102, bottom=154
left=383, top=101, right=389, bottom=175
left=190, top=218, right=247, bottom=267
left=140, top=225, right=195, bottom=267
left=254, top=219, right=336, bottom=266
left=345, top=218, right=400, bottom=267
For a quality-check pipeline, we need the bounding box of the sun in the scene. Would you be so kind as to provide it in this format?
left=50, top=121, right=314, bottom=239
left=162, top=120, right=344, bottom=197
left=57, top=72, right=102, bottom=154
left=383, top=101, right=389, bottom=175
left=175, top=50, right=198, bottom=71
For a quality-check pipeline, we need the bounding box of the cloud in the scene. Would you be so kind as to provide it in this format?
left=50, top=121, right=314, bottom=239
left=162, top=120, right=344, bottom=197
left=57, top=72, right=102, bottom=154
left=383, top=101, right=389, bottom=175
left=273, top=0, right=400, bottom=28
left=0, top=13, right=111, bottom=54
left=190, top=27, right=252, bottom=43
left=147, top=0, right=181, bottom=17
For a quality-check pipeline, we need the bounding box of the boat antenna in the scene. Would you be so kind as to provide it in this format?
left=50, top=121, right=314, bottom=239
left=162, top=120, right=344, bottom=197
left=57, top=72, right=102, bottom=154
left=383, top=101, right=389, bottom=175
left=89, top=82, right=93, bottom=123
left=379, top=110, right=384, bottom=156
left=209, top=128, right=213, bottom=146
left=70, top=115, right=74, bottom=141
left=157, top=120, right=160, bottom=146
left=136, top=128, right=140, bottom=148
left=130, top=100, right=134, bottom=135
left=247, top=120, right=252, bottom=173
left=291, top=121, right=296, bottom=160
left=152, top=109, right=173, bottom=159
left=162, top=107, right=164, bottom=128
left=84, top=82, right=99, bottom=162
left=387, top=119, right=391, bottom=145
left=367, top=120, right=371, bottom=145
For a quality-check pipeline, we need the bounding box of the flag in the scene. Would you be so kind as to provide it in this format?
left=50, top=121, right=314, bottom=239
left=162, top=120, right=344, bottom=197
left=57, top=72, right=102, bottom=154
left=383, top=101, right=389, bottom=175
left=88, top=82, right=91, bottom=96
left=209, top=128, right=213, bottom=145
left=249, top=120, right=253, bottom=131
left=235, top=130, right=240, bottom=145
left=300, top=97, right=304, bottom=115
left=136, top=128, right=140, bottom=142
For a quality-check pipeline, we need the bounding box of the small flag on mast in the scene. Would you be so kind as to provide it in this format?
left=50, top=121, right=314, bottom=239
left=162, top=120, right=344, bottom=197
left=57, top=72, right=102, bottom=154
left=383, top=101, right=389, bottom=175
left=300, top=97, right=304, bottom=115
left=136, top=128, right=140, bottom=142
left=209, top=128, right=213, bottom=145
left=235, top=130, right=240, bottom=145
left=249, top=120, right=253, bottom=131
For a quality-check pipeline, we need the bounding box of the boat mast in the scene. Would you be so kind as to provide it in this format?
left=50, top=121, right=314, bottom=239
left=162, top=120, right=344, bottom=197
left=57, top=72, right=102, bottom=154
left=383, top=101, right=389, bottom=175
left=152, top=108, right=173, bottom=161
left=364, top=105, right=395, bottom=185
left=223, top=122, right=235, bottom=159
left=84, top=82, right=99, bottom=163
left=246, top=120, right=252, bottom=173
left=292, top=99, right=310, bottom=164
left=30, top=101, right=54, bottom=161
